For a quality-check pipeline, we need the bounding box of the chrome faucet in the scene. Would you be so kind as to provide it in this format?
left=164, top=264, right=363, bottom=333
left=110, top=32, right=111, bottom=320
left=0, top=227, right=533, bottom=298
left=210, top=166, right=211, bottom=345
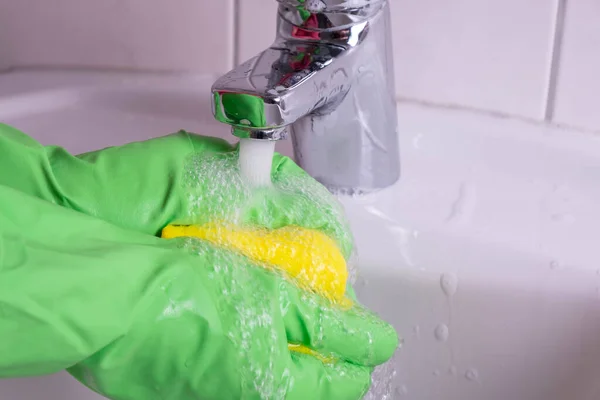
left=212, top=0, right=400, bottom=193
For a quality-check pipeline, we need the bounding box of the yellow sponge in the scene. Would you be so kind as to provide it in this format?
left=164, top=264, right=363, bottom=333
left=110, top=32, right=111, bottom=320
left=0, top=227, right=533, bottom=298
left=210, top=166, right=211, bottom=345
left=161, top=222, right=351, bottom=364
left=161, top=223, right=348, bottom=303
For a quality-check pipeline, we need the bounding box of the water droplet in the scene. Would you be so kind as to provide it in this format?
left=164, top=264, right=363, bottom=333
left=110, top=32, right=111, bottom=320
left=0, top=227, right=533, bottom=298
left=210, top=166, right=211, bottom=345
left=397, top=337, right=405, bottom=350
left=395, top=385, right=408, bottom=396
left=449, top=366, right=458, bottom=376
left=356, top=276, right=370, bottom=289
left=445, top=182, right=476, bottom=224
left=433, top=369, right=440, bottom=377
left=551, top=213, right=576, bottom=224
left=465, top=368, right=479, bottom=382
left=412, top=133, right=424, bottom=149
left=390, top=226, right=417, bottom=268
left=434, top=324, right=449, bottom=342
left=440, top=273, right=458, bottom=297
left=412, top=325, right=421, bottom=338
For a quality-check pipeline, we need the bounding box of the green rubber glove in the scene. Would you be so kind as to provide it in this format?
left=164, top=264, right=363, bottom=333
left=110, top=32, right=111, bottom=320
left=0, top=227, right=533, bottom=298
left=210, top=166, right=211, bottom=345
left=0, top=124, right=352, bottom=257
left=0, top=124, right=398, bottom=399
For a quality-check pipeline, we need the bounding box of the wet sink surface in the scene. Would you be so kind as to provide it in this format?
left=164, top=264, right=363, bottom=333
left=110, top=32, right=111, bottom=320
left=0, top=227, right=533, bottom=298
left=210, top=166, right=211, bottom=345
left=2, top=70, right=600, bottom=400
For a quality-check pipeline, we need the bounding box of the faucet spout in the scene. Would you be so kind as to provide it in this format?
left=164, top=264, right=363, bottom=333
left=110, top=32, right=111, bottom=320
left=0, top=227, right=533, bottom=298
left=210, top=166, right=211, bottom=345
left=212, top=1, right=399, bottom=193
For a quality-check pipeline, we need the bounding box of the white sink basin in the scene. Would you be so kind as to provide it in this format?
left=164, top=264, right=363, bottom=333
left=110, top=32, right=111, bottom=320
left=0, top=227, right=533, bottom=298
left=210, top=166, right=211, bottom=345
left=2, top=70, right=600, bottom=400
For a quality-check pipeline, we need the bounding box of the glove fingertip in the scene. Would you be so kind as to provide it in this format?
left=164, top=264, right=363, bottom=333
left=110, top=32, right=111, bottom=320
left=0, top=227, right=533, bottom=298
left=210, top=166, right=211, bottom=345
left=183, top=131, right=236, bottom=153
left=372, top=320, right=401, bottom=366
left=271, top=153, right=306, bottom=178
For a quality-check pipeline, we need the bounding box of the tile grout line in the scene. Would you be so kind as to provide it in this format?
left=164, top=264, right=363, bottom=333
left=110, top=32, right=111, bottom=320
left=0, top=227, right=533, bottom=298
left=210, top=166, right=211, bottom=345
left=232, top=0, right=241, bottom=67
left=396, top=95, right=600, bottom=136
left=543, top=0, right=567, bottom=121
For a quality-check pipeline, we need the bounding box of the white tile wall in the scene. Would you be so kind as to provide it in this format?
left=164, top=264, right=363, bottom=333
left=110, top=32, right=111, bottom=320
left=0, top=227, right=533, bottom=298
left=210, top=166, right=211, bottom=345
left=238, top=0, right=277, bottom=63
left=235, top=0, right=557, bottom=120
left=0, top=0, right=233, bottom=73
left=553, top=0, right=600, bottom=130
left=391, top=0, right=556, bottom=119
left=1, top=0, right=599, bottom=131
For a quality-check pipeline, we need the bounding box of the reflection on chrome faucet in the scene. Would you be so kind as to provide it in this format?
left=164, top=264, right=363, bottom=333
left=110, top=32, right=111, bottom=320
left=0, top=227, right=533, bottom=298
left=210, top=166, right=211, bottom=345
left=212, top=0, right=399, bottom=193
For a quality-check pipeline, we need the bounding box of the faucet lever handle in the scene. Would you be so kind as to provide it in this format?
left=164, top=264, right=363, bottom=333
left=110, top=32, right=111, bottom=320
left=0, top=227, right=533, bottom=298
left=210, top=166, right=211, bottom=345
left=277, top=0, right=386, bottom=29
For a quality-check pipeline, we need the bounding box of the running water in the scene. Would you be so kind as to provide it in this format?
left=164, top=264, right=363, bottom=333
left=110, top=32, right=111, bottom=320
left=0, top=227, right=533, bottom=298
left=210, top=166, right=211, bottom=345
left=238, top=138, right=276, bottom=187
left=178, top=141, right=399, bottom=399
left=363, top=349, right=402, bottom=400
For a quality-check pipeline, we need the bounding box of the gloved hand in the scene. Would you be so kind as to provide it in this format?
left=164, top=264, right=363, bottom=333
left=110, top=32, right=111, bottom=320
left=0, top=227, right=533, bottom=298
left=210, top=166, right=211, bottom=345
left=0, top=124, right=398, bottom=399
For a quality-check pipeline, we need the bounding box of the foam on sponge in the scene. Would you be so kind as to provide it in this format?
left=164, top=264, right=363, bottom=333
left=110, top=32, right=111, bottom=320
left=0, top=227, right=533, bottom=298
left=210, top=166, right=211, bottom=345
left=161, top=222, right=348, bottom=303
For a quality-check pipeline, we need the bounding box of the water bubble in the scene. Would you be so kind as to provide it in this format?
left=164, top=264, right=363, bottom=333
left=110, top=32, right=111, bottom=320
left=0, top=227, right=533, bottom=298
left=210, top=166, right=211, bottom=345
left=550, top=261, right=560, bottom=270
left=449, top=366, right=458, bottom=376
left=440, top=273, right=458, bottom=297
left=173, top=145, right=359, bottom=399
left=347, top=252, right=360, bottom=285
left=363, top=348, right=401, bottom=399
left=433, top=369, right=441, bottom=377
left=434, top=324, right=449, bottom=342
left=465, top=368, right=480, bottom=382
